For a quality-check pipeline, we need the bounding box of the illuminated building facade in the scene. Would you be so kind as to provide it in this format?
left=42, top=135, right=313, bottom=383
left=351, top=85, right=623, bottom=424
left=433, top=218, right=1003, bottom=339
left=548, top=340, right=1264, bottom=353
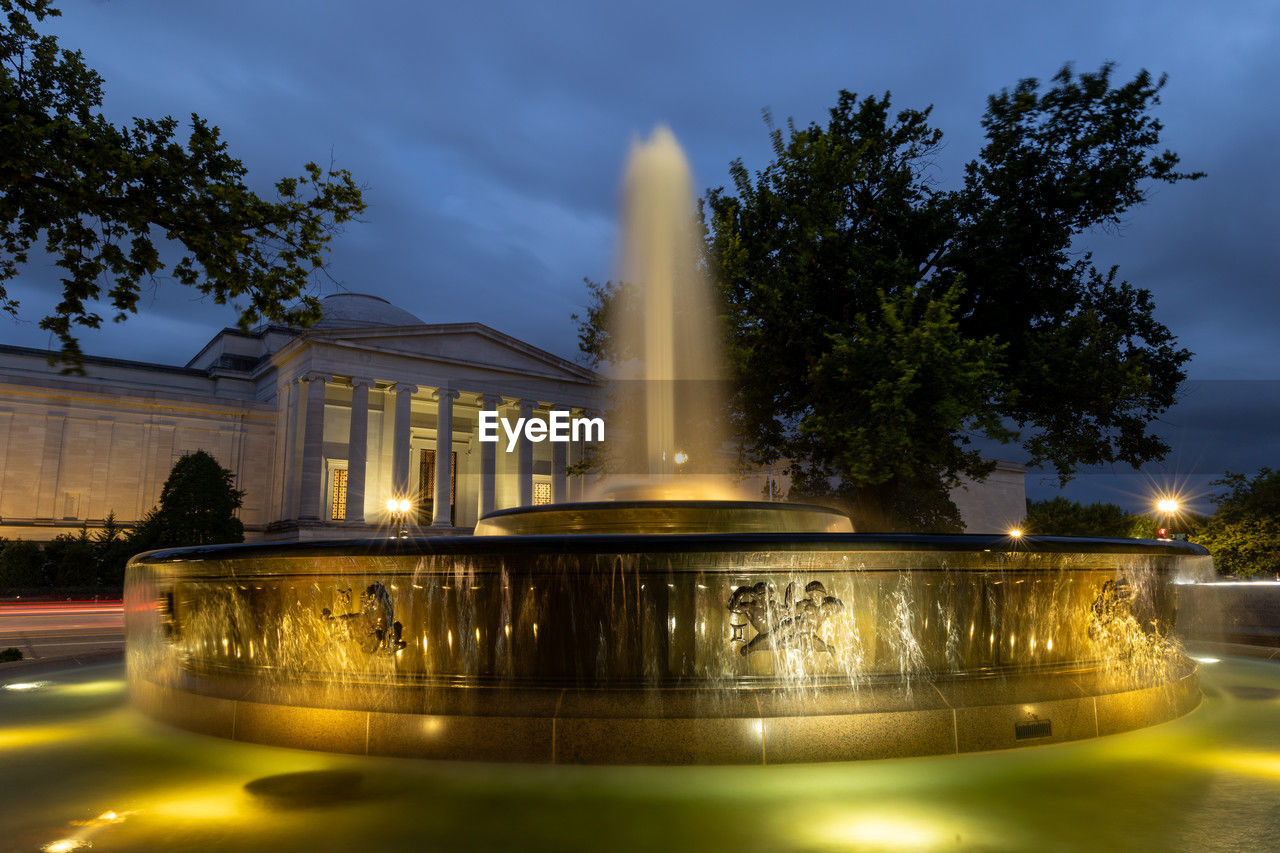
left=0, top=293, right=600, bottom=541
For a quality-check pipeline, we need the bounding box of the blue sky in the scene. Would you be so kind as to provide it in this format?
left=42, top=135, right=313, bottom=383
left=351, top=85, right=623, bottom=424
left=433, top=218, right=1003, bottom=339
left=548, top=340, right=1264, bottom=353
left=5, top=0, right=1279, bottom=512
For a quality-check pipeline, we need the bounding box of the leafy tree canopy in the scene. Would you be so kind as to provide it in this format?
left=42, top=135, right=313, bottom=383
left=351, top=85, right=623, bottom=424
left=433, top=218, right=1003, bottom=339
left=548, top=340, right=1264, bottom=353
left=130, top=450, right=245, bottom=550
left=1194, top=469, right=1280, bottom=578
left=95, top=510, right=134, bottom=586
left=579, top=64, right=1200, bottom=531
left=1023, top=496, right=1156, bottom=539
left=43, top=526, right=95, bottom=586
left=0, top=537, right=43, bottom=587
left=1, top=0, right=365, bottom=369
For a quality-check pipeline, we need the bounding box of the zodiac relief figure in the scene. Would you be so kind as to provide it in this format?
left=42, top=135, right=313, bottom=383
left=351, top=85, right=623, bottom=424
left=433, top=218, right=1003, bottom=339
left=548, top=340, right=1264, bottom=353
left=1089, top=577, right=1136, bottom=641
left=726, top=580, right=844, bottom=656
left=321, top=581, right=407, bottom=654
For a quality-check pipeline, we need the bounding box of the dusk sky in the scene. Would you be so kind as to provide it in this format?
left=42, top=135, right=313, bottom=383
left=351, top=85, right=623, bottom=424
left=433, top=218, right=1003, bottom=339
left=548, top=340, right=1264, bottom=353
left=5, top=0, right=1278, bottom=513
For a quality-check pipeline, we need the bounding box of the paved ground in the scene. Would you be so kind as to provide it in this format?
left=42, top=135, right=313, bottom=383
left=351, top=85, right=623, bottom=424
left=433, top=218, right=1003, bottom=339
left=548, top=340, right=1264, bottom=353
left=0, top=600, right=124, bottom=662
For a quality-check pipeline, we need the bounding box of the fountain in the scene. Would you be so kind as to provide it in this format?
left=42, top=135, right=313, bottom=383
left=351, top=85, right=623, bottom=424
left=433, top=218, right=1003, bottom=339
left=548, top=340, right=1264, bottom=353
left=125, top=129, right=1209, bottom=764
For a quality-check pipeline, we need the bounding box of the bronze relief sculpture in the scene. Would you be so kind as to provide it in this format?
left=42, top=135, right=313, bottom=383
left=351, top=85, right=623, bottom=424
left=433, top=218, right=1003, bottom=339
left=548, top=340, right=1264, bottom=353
left=727, top=580, right=844, bottom=656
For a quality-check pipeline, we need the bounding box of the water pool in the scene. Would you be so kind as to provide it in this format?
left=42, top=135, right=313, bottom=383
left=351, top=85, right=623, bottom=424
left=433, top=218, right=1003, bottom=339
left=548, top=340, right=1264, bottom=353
left=2, top=652, right=1278, bottom=852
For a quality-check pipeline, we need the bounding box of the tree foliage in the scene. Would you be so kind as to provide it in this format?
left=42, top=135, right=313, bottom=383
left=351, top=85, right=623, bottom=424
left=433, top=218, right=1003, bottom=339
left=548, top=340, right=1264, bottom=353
left=0, top=512, right=143, bottom=591
left=130, top=450, right=245, bottom=550
left=95, top=510, right=133, bottom=585
left=1194, top=469, right=1280, bottom=578
left=0, top=537, right=43, bottom=587
left=43, top=526, right=95, bottom=586
left=1023, top=497, right=1153, bottom=539
left=578, top=64, right=1199, bottom=531
left=0, top=0, right=365, bottom=368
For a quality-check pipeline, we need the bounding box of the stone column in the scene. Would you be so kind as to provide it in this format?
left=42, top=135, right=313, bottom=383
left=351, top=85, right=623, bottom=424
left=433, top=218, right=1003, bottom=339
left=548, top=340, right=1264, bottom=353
left=298, top=372, right=332, bottom=521
left=431, top=387, right=460, bottom=526
left=391, top=383, right=417, bottom=496
left=477, top=393, right=501, bottom=518
left=276, top=379, right=298, bottom=520
left=517, top=399, right=535, bottom=506
left=550, top=404, right=569, bottom=504
left=345, top=377, right=375, bottom=524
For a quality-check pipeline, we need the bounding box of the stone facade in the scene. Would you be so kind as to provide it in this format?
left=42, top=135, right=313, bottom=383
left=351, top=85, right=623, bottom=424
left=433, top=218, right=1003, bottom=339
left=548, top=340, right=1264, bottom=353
left=0, top=294, right=599, bottom=541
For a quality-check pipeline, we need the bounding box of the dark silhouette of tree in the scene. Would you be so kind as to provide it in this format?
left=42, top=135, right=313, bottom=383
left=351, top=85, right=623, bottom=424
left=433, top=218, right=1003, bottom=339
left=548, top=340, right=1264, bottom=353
left=0, top=539, right=44, bottom=587
left=130, top=451, right=245, bottom=550
left=0, top=0, right=365, bottom=369
left=94, top=510, right=133, bottom=585
left=43, top=526, right=96, bottom=586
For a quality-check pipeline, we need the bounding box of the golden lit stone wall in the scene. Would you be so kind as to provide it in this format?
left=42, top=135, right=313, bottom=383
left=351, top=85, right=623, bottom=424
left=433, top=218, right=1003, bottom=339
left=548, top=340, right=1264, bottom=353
left=0, top=371, right=274, bottom=542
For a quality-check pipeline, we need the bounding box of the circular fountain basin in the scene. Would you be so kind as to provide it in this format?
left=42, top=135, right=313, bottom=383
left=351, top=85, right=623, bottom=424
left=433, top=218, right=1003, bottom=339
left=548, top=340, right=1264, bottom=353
left=474, top=499, right=854, bottom=535
left=126, top=515, right=1209, bottom=764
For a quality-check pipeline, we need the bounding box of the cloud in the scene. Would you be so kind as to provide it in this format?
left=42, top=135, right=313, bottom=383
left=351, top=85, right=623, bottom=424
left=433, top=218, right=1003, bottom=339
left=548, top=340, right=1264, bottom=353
left=1021, top=380, right=1280, bottom=512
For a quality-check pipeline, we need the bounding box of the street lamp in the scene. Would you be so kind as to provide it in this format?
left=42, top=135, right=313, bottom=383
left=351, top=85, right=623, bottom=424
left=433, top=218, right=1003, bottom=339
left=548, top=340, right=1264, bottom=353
left=1155, top=497, right=1179, bottom=540
left=1007, top=527, right=1023, bottom=538
left=386, top=497, right=412, bottom=538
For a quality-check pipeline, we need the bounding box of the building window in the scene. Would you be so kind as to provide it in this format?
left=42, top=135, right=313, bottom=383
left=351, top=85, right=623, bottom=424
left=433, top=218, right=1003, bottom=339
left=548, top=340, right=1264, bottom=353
left=533, top=481, right=552, bottom=506
left=418, top=449, right=457, bottom=523
left=330, top=468, right=348, bottom=521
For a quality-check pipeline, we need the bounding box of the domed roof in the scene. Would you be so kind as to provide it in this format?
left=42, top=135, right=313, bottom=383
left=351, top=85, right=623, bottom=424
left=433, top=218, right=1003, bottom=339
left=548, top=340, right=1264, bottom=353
left=312, top=293, right=423, bottom=329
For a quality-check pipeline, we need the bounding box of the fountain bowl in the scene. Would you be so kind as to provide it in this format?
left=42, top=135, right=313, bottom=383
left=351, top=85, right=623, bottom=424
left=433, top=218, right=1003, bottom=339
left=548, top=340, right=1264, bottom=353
left=126, top=503, right=1208, bottom=764
left=474, top=499, right=854, bottom=535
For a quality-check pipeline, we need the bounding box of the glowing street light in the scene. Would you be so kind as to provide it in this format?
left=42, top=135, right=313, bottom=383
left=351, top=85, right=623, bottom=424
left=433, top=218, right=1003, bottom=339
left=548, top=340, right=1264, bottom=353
left=386, top=497, right=412, bottom=538
left=1007, top=528, right=1023, bottom=538
left=673, top=450, right=689, bottom=465
left=1155, top=496, right=1180, bottom=540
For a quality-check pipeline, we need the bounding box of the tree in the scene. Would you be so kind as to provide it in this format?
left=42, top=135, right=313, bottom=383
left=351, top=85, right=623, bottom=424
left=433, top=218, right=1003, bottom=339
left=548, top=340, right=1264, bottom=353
left=1, top=0, right=365, bottom=368
left=93, top=510, right=133, bottom=586
left=43, top=526, right=95, bottom=586
left=1194, top=469, right=1280, bottom=578
left=130, top=450, right=245, bottom=550
left=578, top=64, right=1199, bottom=531
left=0, top=538, right=44, bottom=587
left=1023, top=497, right=1151, bottom=538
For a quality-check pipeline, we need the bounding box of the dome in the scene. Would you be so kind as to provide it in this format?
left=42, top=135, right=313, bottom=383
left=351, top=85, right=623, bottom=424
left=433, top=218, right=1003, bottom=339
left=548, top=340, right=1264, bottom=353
left=312, top=293, right=423, bottom=329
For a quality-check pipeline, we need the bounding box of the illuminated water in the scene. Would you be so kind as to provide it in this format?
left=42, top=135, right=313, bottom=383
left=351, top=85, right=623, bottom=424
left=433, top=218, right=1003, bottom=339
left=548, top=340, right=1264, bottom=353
left=605, top=126, right=732, bottom=497
left=4, top=654, right=1278, bottom=851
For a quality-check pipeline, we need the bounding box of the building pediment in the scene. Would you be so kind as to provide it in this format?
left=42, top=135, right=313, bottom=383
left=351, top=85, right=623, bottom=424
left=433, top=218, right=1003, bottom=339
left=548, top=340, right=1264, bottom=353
left=299, top=323, right=599, bottom=386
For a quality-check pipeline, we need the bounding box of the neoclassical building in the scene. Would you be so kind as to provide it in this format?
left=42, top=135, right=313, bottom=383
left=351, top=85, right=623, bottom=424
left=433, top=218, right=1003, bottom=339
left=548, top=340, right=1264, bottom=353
left=0, top=292, right=1025, bottom=542
left=0, top=294, right=600, bottom=541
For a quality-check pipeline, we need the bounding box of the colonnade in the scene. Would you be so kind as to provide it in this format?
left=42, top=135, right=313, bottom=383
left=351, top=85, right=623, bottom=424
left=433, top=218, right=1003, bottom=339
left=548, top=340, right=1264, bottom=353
left=287, top=372, right=590, bottom=529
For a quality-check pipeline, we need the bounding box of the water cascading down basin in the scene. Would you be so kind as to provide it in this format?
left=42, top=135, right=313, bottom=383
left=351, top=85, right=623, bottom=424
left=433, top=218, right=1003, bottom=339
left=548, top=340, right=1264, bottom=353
left=125, top=501, right=1209, bottom=764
